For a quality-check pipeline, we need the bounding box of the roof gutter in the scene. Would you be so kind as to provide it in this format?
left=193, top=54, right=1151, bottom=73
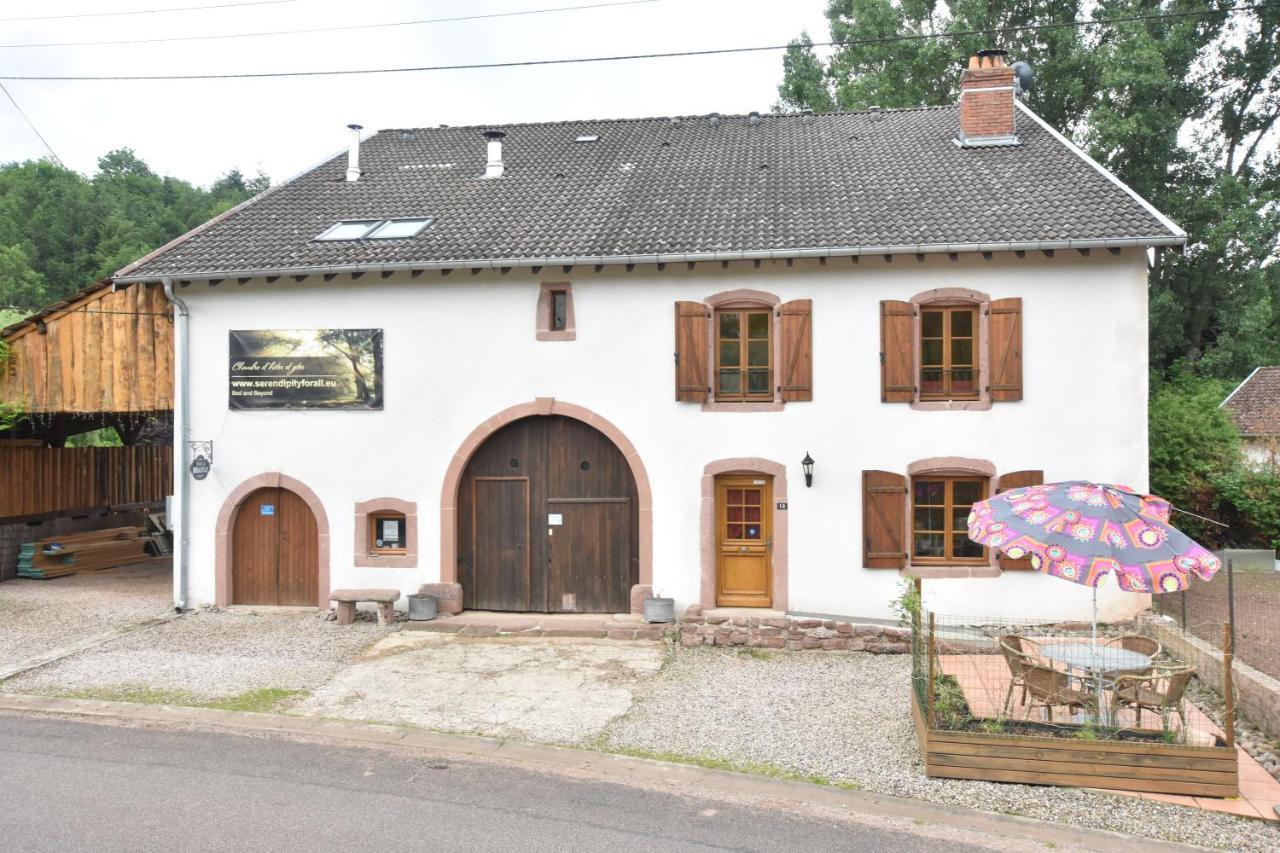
left=113, top=235, right=1186, bottom=284
left=161, top=278, right=190, bottom=612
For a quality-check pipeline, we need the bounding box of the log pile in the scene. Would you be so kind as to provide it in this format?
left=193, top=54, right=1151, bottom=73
left=16, top=527, right=151, bottom=579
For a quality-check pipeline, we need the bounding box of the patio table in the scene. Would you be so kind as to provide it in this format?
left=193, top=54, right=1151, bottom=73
left=1039, top=643, right=1152, bottom=725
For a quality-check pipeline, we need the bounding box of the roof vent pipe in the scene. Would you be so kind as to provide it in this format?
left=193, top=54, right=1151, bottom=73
left=748, top=111, right=762, bottom=126
left=345, top=123, right=363, bottom=182
left=482, top=130, right=506, bottom=179
left=709, top=112, right=721, bottom=128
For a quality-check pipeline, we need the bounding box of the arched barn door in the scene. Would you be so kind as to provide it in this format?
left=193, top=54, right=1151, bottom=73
left=458, top=415, right=638, bottom=612
left=231, top=486, right=319, bottom=606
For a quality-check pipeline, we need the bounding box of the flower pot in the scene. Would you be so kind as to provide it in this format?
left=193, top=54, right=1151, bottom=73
left=643, top=596, right=675, bottom=623
left=407, top=593, right=438, bottom=621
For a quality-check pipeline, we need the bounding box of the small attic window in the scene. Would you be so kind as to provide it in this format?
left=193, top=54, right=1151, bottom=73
left=367, top=218, right=433, bottom=239
left=574, top=134, right=599, bottom=143
left=316, top=220, right=380, bottom=240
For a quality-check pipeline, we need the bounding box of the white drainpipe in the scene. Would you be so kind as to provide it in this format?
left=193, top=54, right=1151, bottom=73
left=161, top=278, right=189, bottom=610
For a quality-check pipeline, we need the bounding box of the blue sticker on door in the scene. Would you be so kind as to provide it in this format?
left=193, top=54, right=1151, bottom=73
left=260, top=504, right=275, bottom=516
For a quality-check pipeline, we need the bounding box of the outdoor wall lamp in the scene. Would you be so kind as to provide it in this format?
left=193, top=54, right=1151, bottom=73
left=801, top=452, right=814, bottom=488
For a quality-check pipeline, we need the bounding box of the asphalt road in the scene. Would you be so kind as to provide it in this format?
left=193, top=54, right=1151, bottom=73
left=0, top=714, right=995, bottom=853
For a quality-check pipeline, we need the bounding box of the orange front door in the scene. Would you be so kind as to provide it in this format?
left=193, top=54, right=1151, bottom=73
left=715, top=475, right=772, bottom=607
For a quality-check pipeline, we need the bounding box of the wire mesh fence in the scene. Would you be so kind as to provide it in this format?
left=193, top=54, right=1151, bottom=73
left=911, top=609, right=1233, bottom=748
left=1151, top=557, right=1280, bottom=681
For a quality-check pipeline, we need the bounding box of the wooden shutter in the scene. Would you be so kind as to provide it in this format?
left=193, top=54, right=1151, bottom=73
left=880, top=300, right=914, bottom=403
left=674, top=301, right=709, bottom=403
left=988, top=297, right=1022, bottom=402
left=778, top=299, right=813, bottom=402
left=995, top=469, right=1043, bottom=569
left=863, top=470, right=907, bottom=569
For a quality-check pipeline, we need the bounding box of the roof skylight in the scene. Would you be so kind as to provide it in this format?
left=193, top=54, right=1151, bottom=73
left=575, top=134, right=600, bottom=143
left=315, top=218, right=433, bottom=241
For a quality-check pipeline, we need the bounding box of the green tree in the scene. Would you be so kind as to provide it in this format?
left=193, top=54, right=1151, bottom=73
left=0, top=242, right=47, bottom=311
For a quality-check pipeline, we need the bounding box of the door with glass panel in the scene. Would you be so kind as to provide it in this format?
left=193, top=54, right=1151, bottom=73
left=715, top=475, right=772, bottom=607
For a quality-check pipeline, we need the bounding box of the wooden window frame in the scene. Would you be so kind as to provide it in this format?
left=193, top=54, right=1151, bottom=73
left=714, top=307, right=774, bottom=403
left=549, top=289, right=568, bottom=331
left=536, top=281, right=576, bottom=341
left=910, top=475, right=989, bottom=566
left=368, top=511, right=408, bottom=556
left=919, top=304, right=980, bottom=402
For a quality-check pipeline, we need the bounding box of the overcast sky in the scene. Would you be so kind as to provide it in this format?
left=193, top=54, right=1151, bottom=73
left=0, top=0, right=830, bottom=186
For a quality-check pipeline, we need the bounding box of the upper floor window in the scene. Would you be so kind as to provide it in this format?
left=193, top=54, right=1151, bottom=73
left=551, top=289, right=568, bottom=331
left=920, top=306, right=978, bottom=400
left=911, top=475, right=987, bottom=564
left=536, top=281, right=576, bottom=341
left=716, top=309, right=772, bottom=401
left=880, top=291, right=1022, bottom=409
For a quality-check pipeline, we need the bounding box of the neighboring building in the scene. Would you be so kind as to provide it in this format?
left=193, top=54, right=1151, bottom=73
left=1222, top=367, right=1280, bottom=470
left=114, top=52, right=1184, bottom=622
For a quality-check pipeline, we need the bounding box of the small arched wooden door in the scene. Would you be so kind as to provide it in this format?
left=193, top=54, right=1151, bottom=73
left=457, top=415, right=638, bottom=612
left=231, top=486, right=318, bottom=606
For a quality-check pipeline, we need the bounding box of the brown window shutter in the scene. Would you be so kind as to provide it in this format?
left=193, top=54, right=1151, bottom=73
left=863, top=470, right=907, bottom=569
left=995, top=469, right=1043, bottom=569
left=880, top=300, right=914, bottom=403
left=778, top=299, right=813, bottom=402
left=674, top=301, right=709, bottom=403
left=988, top=297, right=1022, bottom=402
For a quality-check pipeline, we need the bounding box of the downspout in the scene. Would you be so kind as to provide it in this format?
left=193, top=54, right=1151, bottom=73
left=161, top=278, right=189, bottom=611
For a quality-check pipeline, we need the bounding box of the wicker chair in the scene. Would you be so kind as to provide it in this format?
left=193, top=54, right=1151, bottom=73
left=1022, top=663, right=1093, bottom=722
left=998, top=635, right=1044, bottom=714
left=1109, top=665, right=1195, bottom=731
left=1105, top=634, right=1162, bottom=658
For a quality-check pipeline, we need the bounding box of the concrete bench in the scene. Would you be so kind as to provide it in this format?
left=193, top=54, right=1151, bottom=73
left=330, top=588, right=400, bottom=626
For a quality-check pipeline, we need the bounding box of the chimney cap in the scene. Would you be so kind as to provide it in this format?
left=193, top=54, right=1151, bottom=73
left=483, top=129, right=507, bottom=140
left=347, top=123, right=363, bottom=131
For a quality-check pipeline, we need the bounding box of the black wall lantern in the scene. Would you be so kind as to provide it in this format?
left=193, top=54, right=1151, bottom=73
left=801, top=452, right=814, bottom=488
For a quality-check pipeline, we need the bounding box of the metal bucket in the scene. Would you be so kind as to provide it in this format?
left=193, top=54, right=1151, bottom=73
left=407, top=593, right=438, bottom=621
left=643, top=597, right=675, bottom=624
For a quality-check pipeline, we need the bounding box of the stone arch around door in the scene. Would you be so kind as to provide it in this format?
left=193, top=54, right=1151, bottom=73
left=440, top=398, right=653, bottom=612
left=215, top=472, right=330, bottom=609
left=700, top=458, right=789, bottom=611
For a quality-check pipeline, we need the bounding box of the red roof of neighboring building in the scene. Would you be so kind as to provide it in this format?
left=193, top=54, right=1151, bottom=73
left=1222, top=367, right=1280, bottom=436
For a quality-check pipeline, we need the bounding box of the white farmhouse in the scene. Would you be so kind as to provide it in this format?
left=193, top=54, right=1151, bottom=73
left=115, top=53, right=1183, bottom=624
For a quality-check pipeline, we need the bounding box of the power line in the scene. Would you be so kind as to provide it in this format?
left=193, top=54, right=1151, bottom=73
left=0, top=0, right=657, bottom=49
left=0, top=1, right=297, bottom=23
left=0, top=3, right=1271, bottom=81
left=0, top=81, right=64, bottom=166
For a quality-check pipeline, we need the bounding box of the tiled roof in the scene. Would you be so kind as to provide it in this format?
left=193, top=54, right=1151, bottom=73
left=1223, top=367, right=1280, bottom=436
left=117, top=105, right=1182, bottom=280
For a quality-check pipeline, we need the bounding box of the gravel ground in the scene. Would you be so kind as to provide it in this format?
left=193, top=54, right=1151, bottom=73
left=5, top=608, right=390, bottom=699
left=604, top=646, right=1280, bottom=852
left=0, top=561, right=172, bottom=669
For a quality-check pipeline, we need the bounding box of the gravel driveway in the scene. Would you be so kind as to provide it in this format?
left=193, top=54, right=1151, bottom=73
left=0, top=561, right=171, bottom=671
left=604, top=646, right=1280, bottom=853
left=5, top=608, right=389, bottom=699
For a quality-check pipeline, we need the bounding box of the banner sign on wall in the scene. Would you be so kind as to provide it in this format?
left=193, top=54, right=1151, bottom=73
left=229, top=329, right=383, bottom=410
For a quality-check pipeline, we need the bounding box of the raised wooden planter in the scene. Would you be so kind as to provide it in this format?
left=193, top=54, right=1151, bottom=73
left=911, top=692, right=1239, bottom=797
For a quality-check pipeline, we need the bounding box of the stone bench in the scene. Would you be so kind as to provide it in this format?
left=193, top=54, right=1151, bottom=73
left=330, top=588, right=400, bottom=626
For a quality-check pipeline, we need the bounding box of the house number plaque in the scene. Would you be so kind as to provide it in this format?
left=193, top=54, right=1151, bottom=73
left=776, top=502, right=788, bottom=510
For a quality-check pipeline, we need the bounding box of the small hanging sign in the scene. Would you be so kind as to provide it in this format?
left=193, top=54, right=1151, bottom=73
left=190, top=455, right=211, bottom=481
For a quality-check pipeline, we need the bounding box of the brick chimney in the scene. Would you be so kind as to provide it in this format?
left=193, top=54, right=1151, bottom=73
left=957, top=50, right=1017, bottom=146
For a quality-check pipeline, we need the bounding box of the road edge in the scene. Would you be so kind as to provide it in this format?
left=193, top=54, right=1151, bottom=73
left=0, top=692, right=1208, bottom=853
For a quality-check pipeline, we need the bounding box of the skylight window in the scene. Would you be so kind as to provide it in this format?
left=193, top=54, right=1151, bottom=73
left=314, top=218, right=433, bottom=241
left=316, top=220, right=381, bottom=241
left=367, top=218, right=433, bottom=239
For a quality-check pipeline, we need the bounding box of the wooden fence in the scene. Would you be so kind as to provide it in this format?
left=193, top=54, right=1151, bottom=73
left=0, top=445, right=171, bottom=520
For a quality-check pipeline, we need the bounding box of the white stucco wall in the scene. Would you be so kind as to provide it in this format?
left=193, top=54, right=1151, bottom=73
left=180, top=249, right=1151, bottom=622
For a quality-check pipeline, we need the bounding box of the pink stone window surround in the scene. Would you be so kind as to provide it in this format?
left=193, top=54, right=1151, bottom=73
left=901, top=456, right=1000, bottom=579
left=702, top=289, right=784, bottom=413
left=214, top=472, right=331, bottom=609
left=536, top=281, right=576, bottom=341
left=354, top=497, right=418, bottom=568
left=699, top=457, right=788, bottom=610
left=909, top=287, right=992, bottom=411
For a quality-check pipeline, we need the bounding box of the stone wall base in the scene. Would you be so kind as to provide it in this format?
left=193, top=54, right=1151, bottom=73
left=677, top=604, right=910, bottom=652
left=416, top=582, right=464, bottom=615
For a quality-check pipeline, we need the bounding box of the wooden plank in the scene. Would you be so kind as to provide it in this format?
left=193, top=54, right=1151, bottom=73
left=927, top=752, right=1237, bottom=785
left=926, top=738, right=1239, bottom=772
left=926, top=727, right=1232, bottom=758
left=925, top=763, right=1238, bottom=798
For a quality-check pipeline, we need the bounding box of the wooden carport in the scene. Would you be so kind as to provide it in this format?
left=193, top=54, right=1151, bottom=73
left=0, top=280, right=174, bottom=580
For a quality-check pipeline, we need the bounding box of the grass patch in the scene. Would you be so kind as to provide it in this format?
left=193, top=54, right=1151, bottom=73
left=602, top=743, right=849, bottom=787
left=734, top=647, right=774, bottom=661
left=58, top=684, right=307, bottom=713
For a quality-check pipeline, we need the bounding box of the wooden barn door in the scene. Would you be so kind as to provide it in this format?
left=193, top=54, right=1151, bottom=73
left=232, top=486, right=318, bottom=606
left=458, top=416, right=637, bottom=612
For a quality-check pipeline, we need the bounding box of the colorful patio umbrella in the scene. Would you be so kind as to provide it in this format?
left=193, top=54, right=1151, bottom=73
left=966, top=481, right=1220, bottom=634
